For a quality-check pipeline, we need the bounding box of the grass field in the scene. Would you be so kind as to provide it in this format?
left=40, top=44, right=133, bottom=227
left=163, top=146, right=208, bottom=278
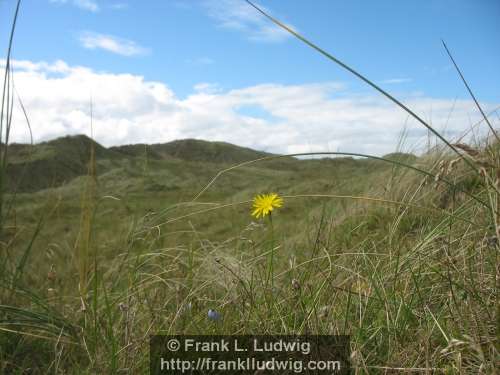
left=0, top=1, right=498, bottom=374
left=0, top=133, right=497, bottom=373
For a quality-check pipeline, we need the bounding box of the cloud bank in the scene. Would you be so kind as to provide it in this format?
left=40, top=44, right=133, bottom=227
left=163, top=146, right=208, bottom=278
left=2, top=59, right=497, bottom=156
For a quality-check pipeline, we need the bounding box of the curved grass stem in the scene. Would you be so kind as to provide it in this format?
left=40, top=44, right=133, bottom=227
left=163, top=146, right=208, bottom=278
left=191, top=151, right=490, bottom=211
left=244, top=0, right=483, bottom=177
left=158, top=194, right=479, bottom=228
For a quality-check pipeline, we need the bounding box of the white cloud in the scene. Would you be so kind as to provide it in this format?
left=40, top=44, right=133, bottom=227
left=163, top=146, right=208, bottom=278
left=79, top=32, right=150, bottom=56
left=49, top=0, right=99, bottom=12
left=2, top=59, right=498, bottom=157
left=380, top=78, right=412, bottom=84
left=193, top=82, right=222, bottom=94
left=203, top=0, right=294, bottom=43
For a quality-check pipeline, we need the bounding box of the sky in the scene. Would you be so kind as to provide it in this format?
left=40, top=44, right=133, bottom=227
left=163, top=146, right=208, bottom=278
left=1, top=0, right=499, bottom=156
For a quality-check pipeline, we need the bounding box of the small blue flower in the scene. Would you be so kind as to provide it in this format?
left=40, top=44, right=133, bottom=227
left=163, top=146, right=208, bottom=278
left=207, top=309, right=221, bottom=321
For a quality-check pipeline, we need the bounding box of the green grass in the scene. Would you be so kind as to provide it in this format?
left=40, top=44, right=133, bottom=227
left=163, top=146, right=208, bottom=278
left=0, top=136, right=497, bottom=373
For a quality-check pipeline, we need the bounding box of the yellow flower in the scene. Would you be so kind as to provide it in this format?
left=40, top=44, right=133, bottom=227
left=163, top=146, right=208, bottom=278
left=251, top=193, right=283, bottom=219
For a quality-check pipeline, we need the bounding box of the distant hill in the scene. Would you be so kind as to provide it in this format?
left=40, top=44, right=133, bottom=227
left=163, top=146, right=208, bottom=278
left=3, top=134, right=417, bottom=193
left=4, top=135, right=122, bottom=192
left=111, top=138, right=273, bottom=164
left=107, top=144, right=164, bottom=160
left=3, top=135, right=276, bottom=192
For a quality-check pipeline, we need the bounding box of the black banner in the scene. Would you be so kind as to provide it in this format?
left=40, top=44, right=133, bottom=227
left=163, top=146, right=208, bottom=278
left=150, top=335, right=350, bottom=374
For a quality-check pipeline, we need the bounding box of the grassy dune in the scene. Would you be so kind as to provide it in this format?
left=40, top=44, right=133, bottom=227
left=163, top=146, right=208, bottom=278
left=0, top=136, right=497, bottom=373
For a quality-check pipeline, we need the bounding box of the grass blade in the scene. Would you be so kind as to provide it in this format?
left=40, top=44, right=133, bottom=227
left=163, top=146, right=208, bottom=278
left=442, top=40, right=500, bottom=143
left=244, top=0, right=481, bottom=175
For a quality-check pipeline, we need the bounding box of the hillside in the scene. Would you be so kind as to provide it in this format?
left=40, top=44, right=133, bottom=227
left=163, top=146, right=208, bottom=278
left=1, top=133, right=496, bottom=374
left=7, top=135, right=394, bottom=193
left=5, top=135, right=298, bottom=192
left=3, top=133, right=402, bottom=251
left=5, top=135, right=121, bottom=192
left=111, top=138, right=274, bottom=164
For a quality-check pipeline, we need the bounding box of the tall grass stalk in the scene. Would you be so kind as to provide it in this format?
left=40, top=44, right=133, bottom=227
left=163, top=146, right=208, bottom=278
left=244, top=0, right=486, bottom=178
left=0, top=0, right=21, bottom=233
left=75, top=99, right=97, bottom=300
left=442, top=40, right=500, bottom=143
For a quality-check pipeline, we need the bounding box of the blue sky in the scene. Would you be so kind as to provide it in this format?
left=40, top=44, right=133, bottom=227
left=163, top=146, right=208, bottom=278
left=1, top=0, right=499, bottom=155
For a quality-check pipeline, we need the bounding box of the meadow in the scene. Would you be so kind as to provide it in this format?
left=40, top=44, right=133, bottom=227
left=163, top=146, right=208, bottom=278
left=0, top=1, right=498, bottom=374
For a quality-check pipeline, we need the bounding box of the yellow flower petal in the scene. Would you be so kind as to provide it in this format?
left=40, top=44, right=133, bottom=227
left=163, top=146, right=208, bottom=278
left=251, top=193, right=284, bottom=218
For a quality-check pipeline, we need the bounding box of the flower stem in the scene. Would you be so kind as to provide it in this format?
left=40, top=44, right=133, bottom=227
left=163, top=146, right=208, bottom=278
left=267, top=213, right=274, bottom=301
